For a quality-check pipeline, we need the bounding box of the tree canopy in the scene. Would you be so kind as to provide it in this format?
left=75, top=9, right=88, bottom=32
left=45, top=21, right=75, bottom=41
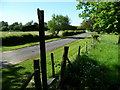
left=77, top=2, right=120, bottom=33
left=48, top=14, right=70, bottom=36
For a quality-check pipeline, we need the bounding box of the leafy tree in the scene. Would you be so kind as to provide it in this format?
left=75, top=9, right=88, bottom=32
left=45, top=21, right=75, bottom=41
left=12, top=22, right=19, bottom=25
left=14, top=25, right=22, bottom=31
left=0, top=21, right=9, bottom=31
left=22, top=25, right=39, bottom=31
left=48, top=14, right=70, bottom=36
left=68, top=25, right=77, bottom=30
left=33, top=22, right=38, bottom=26
left=76, top=2, right=120, bottom=33
left=25, top=20, right=33, bottom=26
left=0, top=26, right=9, bottom=31
left=78, top=20, right=92, bottom=30
left=0, top=21, right=8, bottom=27
left=44, top=22, right=48, bottom=31
left=8, top=22, right=22, bottom=31
left=8, top=24, right=14, bottom=30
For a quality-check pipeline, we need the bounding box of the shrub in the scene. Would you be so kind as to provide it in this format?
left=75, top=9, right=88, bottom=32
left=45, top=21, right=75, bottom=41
left=92, top=34, right=99, bottom=40
left=62, top=30, right=85, bottom=36
left=2, top=34, right=39, bottom=46
left=114, top=32, right=118, bottom=35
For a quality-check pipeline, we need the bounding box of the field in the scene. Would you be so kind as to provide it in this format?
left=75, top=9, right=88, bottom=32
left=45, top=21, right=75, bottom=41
left=1, top=31, right=51, bottom=37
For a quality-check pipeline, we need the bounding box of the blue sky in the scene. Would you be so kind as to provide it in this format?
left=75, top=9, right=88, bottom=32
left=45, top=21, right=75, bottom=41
left=0, top=1, right=83, bottom=26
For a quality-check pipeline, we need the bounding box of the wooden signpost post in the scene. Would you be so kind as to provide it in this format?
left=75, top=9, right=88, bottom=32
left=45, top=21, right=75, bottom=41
left=37, top=8, right=48, bottom=90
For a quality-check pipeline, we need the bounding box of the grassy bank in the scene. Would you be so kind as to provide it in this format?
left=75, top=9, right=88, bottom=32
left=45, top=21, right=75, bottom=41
left=2, top=34, right=92, bottom=89
left=63, top=35, right=119, bottom=89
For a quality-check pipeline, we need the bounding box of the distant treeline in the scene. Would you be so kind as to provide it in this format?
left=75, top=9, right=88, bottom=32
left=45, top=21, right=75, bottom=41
left=0, top=20, right=84, bottom=32
left=0, top=20, right=48, bottom=31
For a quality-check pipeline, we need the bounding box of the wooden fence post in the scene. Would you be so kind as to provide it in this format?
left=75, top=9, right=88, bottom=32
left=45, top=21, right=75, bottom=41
left=60, top=46, right=69, bottom=89
left=34, top=59, right=42, bottom=90
left=37, top=8, right=48, bottom=90
left=51, top=53, right=55, bottom=77
left=78, top=46, right=81, bottom=56
left=20, top=72, right=35, bottom=89
left=86, top=42, right=88, bottom=53
left=91, top=40, right=93, bottom=48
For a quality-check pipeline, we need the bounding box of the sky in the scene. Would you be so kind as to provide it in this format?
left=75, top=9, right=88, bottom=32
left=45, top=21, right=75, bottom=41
left=0, top=0, right=84, bottom=26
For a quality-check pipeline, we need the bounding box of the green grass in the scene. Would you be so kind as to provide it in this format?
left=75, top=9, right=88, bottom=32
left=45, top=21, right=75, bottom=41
left=1, top=38, right=58, bottom=52
left=1, top=31, right=51, bottom=38
left=63, top=35, right=119, bottom=90
left=2, top=35, right=92, bottom=89
left=89, top=35, right=118, bottom=67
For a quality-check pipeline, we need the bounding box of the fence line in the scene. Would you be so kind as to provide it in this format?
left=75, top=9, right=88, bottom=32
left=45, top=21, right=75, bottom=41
left=20, top=36, right=96, bottom=89
left=20, top=8, right=97, bottom=90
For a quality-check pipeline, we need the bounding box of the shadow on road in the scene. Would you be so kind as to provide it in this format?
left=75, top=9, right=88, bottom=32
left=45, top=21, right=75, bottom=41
left=67, top=37, right=85, bottom=39
left=67, top=36, right=92, bottom=39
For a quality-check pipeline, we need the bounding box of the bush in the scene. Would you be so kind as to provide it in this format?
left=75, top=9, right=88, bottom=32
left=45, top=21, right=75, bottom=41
left=2, top=34, right=39, bottom=46
left=114, top=32, right=118, bottom=35
left=2, top=33, right=58, bottom=46
left=62, top=30, right=85, bottom=36
left=92, top=34, right=99, bottom=40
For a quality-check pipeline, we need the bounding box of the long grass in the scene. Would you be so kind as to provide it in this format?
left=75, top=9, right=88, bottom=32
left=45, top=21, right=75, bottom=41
left=63, top=35, right=119, bottom=90
left=2, top=35, right=92, bottom=89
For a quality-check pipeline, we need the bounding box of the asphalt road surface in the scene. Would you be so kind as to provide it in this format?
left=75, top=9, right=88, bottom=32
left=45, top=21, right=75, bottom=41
left=1, top=32, right=93, bottom=68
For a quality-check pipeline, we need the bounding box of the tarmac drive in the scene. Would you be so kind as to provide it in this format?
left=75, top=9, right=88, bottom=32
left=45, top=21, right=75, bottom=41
left=0, top=32, right=93, bottom=68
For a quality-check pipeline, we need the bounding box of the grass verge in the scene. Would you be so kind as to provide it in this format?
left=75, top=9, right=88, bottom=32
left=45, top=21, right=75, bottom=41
left=1, top=38, right=58, bottom=52
left=63, top=35, right=119, bottom=90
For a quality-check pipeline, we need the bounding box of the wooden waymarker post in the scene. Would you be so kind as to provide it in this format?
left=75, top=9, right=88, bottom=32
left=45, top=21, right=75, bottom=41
left=78, top=46, right=81, bottom=56
left=86, top=42, right=88, bottom=53
left=34, top=59, right=42, bottom=90
left=51, top=53, right=55, bottom=77
left=60, top=46, right=69, bottom=89
left=37, top=8, right=48, bottom=90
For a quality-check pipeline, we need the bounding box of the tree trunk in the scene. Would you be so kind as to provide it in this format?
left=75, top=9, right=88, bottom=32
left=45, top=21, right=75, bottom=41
left=55, top=30, right=60, bottom=37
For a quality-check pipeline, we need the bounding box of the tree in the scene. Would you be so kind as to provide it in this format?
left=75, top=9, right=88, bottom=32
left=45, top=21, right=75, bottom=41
left=76, top=2, right=120, bottom=33
left=0, top=21, right=8, bottom=27
left=33, top=22, right=38, bottom=26
left=8, top=22, right=22, bottom=31
left=0, top=21, right=9, bottom=31
left=8, top=24, right=14, bottom=30
left=68, top=25, right=77, bottom=30
left=44, top=22, right=48, bottom=31
left=0, top=26, right=9, bottom=31
left=48, top=14, right=70, bottom=36
left=25, top=20, right=33, bottom=26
